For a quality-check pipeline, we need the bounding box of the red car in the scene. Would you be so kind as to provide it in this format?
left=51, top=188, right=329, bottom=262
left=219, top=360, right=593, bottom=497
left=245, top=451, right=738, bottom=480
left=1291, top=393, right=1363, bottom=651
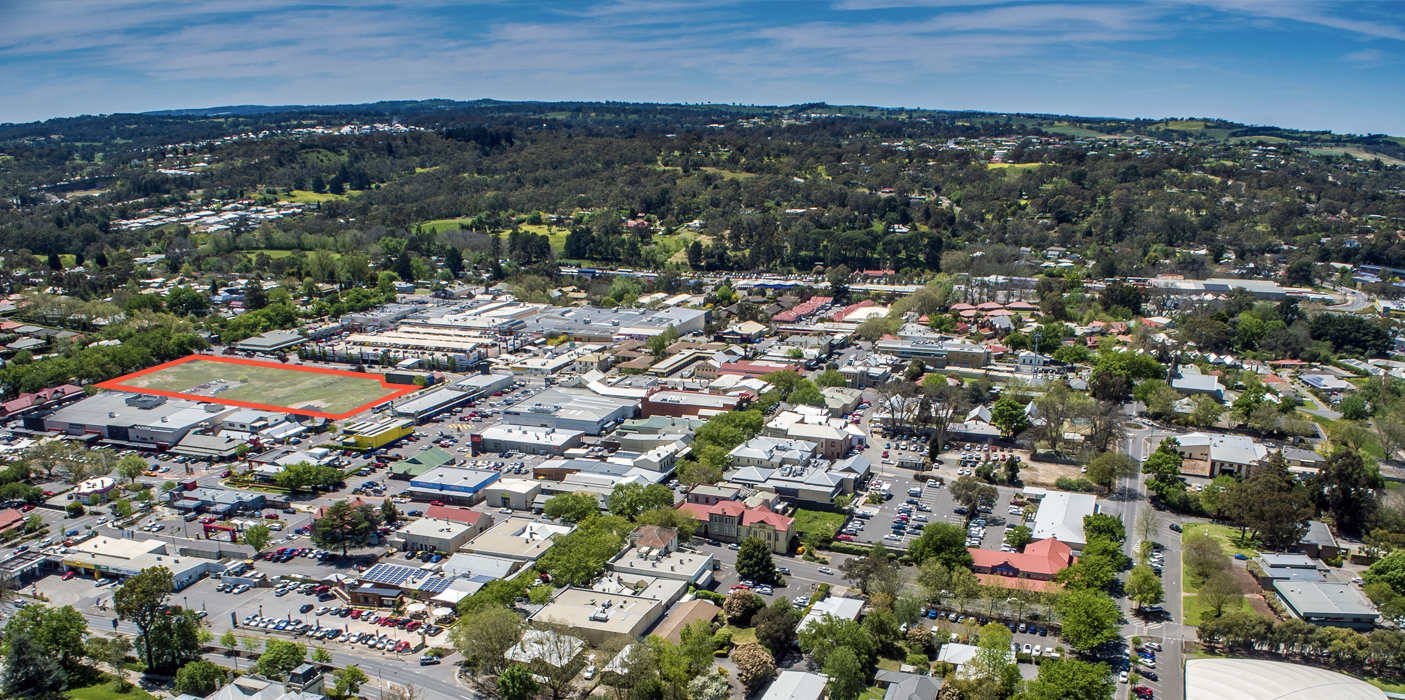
left=731, top=584, right=751, bottom=590
left=406, top=620, right=422, bottom=631
left=201, top=517, right=217, bottom=524
left=312, top=585, right=329, bottom=594
left=62, top=571, right=76, bottom=580
left=1132, top=688, right=1153, bottom=699
left=21, top=504, right=34, bottom=512
left=220, top=470, right=232, bottom=478
left=836, top=534, right=854, bottom=541
left=430, top=501, right=444, bottom=507
left=395, top=641, right=411, bottom=653
left=264, top=513, right=279, bottom=519
left=350, top=610, right=363, bottom=619
left=42, top=490, right=53, bottom=496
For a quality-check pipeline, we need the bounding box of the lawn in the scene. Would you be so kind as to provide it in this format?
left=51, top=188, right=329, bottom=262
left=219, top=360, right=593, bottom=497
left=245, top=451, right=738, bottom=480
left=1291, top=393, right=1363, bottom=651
left=793, top=509, right=847, bottom=537
left=108, top=356, right=402, bottom=416
left=1182, top=594, right=1252, bottom=627
left=1182, top=522, right=1260, bottom=558
left=722, top=625, right=758, bottom=646
left=1362, top=675, right=1405, bottom=694
left=1040, top=125, right=1108, bottom=138
left=68, top=681, right=158, bottom=700
left=242, top=249, right=340, bottom=260
left=857, top=687, right=886, bottom=700
left=278, top=190, right=350, bottom=204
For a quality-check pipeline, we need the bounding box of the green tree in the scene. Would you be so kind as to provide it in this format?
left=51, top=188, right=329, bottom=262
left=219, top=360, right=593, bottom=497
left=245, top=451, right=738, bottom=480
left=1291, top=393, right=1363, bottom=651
left=498, top=664, right=539, bottom=700
left=1053, top=589, right=1120, bottom=652
left=1019, top=657, right=1114, bottom=700
left=735, top=536, right=777, bottom=584
left=174, top=660, right=227, bottom=696
left=116, top=454, right=147, bottom=484
left=381, top=499, right=399, bottom=525
left=253, top=639, right=307, bottom=680
left=137, top=609, right=204, bottom=674
left=635, top=506, right=698, bottom=543
left=1312, top=448, right=1384, bottom=534
left=1, top=633, right=66, bottom=700
left=113, top=565, right=173, bottom=671
left=1126, top=565, right=1165, bottom=609
left=733, top=643, right=776, bottom=691
left=949, top=475, right=996, bottom=513
left=723, top=590, right=764, bottom=626
left=1085, top=452, right=1137, bottom=487
left=1199, top=570, right=1243, bottom=618
left=815, top=369, right=848, bottom=388
left=1, top=605, right=88, bottom=669
left=1142, top=437, right=1187, bottom=498
left=990, top=395, right=1030, bottom=437
left=1082, top=513, right=1126, bottom=544
left=448, top=605, right=523, bottom=674
left=243, top=523, right=272, bottom=552
left=312, top=646, right=332, bottom=664
left=821, top=647, right=865, bottom=700
left=608, top=482, right=674, bottom=520
left=1005, top=525, right=1034, bottom=548
left=966, top=623, right=1015, bottom=682
left=753, top=600, right=801, bottom=655
left=908, top=522, right=974, bottom=570
left=543, top=492, right=600, bottom=524
left=310, top=500, right=382, bottom=554
left=333, top=665, right=369, bottom=698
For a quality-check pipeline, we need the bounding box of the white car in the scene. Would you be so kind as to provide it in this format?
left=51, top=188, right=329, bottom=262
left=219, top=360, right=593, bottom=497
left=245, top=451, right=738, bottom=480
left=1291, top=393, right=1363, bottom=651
left=1119, top=671, right=1129, bottom=684
left=499, top=508, right=513, bottom=514
left=583, top=665, right=596, bottom=681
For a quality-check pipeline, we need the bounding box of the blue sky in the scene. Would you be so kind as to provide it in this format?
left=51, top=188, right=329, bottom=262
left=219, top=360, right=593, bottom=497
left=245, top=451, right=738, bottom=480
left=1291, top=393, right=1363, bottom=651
left=1, top=1, right=1403, bottom=134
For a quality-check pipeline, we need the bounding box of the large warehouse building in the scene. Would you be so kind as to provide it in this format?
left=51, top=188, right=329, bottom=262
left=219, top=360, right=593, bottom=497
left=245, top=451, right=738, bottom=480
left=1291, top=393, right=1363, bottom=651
left=34, top=392, right=236, bottom=450
left=1184, top=658, right=1384, bottom=700
left=501, top=388, right=637, bottom=435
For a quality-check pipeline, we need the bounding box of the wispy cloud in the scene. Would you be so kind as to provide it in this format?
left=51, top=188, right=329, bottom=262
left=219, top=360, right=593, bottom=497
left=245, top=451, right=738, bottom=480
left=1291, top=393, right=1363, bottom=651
left=0, top=1, right=1401, bottom=134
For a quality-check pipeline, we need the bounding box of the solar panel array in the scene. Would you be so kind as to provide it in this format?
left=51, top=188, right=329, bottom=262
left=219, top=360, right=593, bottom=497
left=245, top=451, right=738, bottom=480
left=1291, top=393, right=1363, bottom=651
left=360, top=563, right=417, bottom=587
left=416, top=577, right=452, bottom=594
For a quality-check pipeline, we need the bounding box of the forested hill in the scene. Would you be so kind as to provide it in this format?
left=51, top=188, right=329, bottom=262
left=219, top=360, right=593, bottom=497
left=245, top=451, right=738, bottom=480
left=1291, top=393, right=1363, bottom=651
left=0, top=99, right=1403, bottom=300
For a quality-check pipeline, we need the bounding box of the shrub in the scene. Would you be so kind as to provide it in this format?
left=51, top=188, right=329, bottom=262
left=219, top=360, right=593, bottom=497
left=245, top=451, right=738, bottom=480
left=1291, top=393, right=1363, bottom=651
left=1054, top=477, right=1099, bottom=493
left=905, top=651, right=930, bottom=670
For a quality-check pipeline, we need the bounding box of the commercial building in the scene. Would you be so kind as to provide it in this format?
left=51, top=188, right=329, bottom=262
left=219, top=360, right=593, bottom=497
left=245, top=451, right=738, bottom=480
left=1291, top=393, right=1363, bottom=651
left=821, top=387, right=864, bottom=417
left=1148, top=277, right=1296, bottom=300
left=674, top=501, right=796, bottom=553
left=1184, top=658, right=1384, bottom=700
left=389, top=446, right=456, bottom=480
left=488, top=478, right=543, bottom=511
left=391, top=377, right=509, bottom=423
left=420, top=505, right=493, bottom=535
left=464, top=517, right=574, bottom=562
left=764, top=408, right=862, bottom=459
left=520, top=306, right=708, bottom=343
left=640, top=389, right=748, bottom=419
left=968, top=538, right=1074, bottom=592
left=1273, top=580, right=1380, bottom=629
left=37, top=392, right=237, bottom=450
left=339, top=416, right=415, bottom=450
left=1170, top=433, right=1269, bottom=477
left=502, top=388, right=637, bottom=435
left=235, top=330, right=307, bottom=353
left=168, top=487, right=266, bottom=515
left=873, top=338, right=991, bottom=368
left=406, top=467, right=501, bottom=505
left=62, top=537, right=220, bottom=589
left=400, top=518, right=475, bottom=553
left=1030, top=492, right=1097, bottom=553
left=1296, top=521, right=1342, bottom=560
left=476, top=424, right=585, bottom=456
left=528, top=587, right=667, bottom=646
left=728, top=437, right=818, bottom=469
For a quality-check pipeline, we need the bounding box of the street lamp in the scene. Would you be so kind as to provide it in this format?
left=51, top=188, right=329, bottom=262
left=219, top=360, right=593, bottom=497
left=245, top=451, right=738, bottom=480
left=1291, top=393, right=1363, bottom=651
left=1031, top=331, right=1042, bottom=358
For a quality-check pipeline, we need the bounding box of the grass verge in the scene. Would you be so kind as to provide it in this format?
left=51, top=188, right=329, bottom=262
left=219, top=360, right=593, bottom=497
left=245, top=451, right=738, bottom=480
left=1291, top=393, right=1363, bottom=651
left=1182, top=594, right=1251, bottom=627
left=1181, top=522, right=1260, bottom=558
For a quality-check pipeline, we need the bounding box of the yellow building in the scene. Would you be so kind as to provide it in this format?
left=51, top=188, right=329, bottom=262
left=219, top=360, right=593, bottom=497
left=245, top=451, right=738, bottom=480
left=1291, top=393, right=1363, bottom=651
left=341, top=416, right=415, bottom=449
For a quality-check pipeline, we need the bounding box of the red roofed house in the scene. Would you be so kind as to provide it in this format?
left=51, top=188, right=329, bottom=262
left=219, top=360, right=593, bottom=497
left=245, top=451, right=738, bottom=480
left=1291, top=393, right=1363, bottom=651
left=675, top=501, right=796, bottom=553
left=422, top=505, right=494, bottom=538
left=968, top=538, right=1075, bottom=592
left=1007, top=301, right=1038, bottom=312
left=1, top=384, right=84, bottom=418
left=0, top=508, right=24, bottom=536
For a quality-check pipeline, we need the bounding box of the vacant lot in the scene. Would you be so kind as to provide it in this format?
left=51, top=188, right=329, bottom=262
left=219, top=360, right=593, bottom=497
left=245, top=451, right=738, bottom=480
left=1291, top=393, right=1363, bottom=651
left=793, top=509, right=847, bottom=537
left=115, top=358, right=398, bottom=416
left=1182, top=522, right=1259, bottom=558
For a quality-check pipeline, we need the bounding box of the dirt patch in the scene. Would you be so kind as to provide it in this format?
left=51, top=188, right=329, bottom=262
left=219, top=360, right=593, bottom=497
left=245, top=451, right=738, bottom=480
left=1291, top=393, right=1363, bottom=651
left=1181, top=458, right=1212, bottom=478
left=1016, top=450, right=1090, bottom=488
left=1232, top=567, right=1281, bottom=621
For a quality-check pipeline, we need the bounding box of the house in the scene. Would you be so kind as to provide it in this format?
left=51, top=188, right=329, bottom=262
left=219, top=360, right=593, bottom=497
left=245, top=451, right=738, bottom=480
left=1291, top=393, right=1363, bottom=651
left=686, top=484, right=741, bottom=506
left=821, top=387, right=864, bottom=417
left=421, top=505, right=493, bottom=537
left=759, top=672, right=830, bottom=700
left=968, top=538, right=1075, bottom=591
left=883, top=674, right=943, bottom=700
left=721, top=321, right=769, bottom=344
left=674, top=501, right=795, bottom=553
left=648, top=599, right=720, bottom=644
left=798, top=595, right=865, bottom=632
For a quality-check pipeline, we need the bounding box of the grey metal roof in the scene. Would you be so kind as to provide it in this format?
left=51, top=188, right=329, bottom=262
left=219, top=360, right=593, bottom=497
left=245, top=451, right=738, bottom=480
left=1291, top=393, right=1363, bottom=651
left=1274, top=581, right=1378, bottom=618
left=1300, top=521, right=1338, bottom=548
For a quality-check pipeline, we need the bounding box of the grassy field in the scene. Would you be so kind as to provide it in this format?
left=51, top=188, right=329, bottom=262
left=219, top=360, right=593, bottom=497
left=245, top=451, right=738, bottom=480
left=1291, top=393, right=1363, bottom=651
left=988, top=162, right=1043, bottom=171
left=1182, top=523, right=1260, bottom=558
left=793, top=509, right=847, bottom=537
left=722, top=625, right=758, bottom=646
left=69, top=681, right=157, bottom=700
left=1182, top=594, right=1252, bottom=627
left=1363, top=675, right=1405, bottom=694
left=116, top=358, right=398, bottom=415
left=1041, top=124, right=1109, bottom=138
left=242, top=249, right=341, bottom=260
left=278, top=190, right=350, bottom=204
